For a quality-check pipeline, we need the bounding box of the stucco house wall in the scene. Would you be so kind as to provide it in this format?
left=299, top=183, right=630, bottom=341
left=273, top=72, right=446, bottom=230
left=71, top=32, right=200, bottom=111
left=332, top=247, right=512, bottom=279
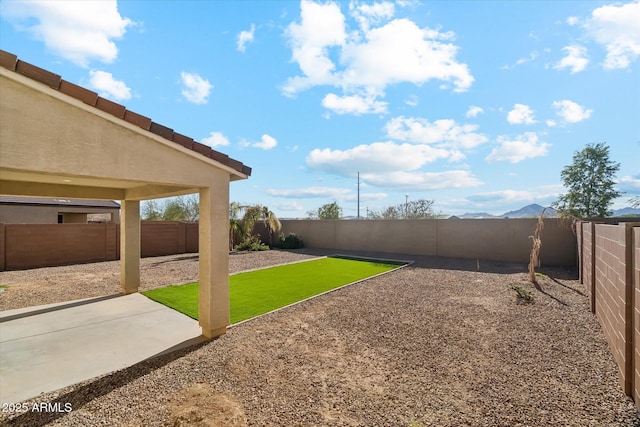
left=0, top=196, right=120, bottom=223
left=0, top=49, right=251, bottom=338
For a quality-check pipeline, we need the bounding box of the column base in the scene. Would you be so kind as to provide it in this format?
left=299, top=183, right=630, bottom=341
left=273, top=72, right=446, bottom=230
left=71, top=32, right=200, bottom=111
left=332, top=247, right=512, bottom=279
left=201, top=326, right=227, bottom=339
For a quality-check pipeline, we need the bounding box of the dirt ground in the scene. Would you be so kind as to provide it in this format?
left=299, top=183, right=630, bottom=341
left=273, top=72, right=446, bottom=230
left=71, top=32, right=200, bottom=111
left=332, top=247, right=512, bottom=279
left=1, top=250, right=638, bottom=426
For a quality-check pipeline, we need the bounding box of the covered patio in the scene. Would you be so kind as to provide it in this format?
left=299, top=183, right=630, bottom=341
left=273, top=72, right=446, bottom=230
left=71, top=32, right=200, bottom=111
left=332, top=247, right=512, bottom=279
left=0, top=50, right=251, bottom=338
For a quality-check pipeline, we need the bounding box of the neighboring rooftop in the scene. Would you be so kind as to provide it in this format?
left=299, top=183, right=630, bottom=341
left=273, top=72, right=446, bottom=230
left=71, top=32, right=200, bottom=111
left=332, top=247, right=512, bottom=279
left=0, top=49, right=251, bottom=178
left=0, top=196, right=120, bottom=209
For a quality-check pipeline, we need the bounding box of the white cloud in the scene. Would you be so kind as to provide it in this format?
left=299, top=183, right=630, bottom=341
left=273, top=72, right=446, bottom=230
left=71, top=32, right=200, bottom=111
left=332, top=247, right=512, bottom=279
left=448, top=150, right=466, bottom=162
left=361, top=170, right=482, bottom=190
left=405, top=94, right=418, bottom=106
left=506, top=104, right=537, bottom=125
left=554, top=45, right=589, bottom=74
left=467, top=185, right=564, bottom=208
left=201, top=131, right=230, bottom=147
left=1, top=0, right=133, bottom=67
left=252, top=134, right=278, bottom=150
left=339, top=18, right=473, bottom=93
left=441, top=184, right=564, bottom=215
left=180, top=72, right=213, bottom=104
left=267, top=187, right=351, bottom=198
left=306, top=114, right=488, bottom=190
left=552, top=99, right=593, bottom=123
left=283, top=1, right=473, bottom=112
left=486, top=132, right=550, bottom=163
left=283, top=0, right=346, bottom=94
left=617, top=174, right=640, bottom=194
left=87, top=70, right=131, bottom=101
left=585, top=1, right=640, bottom=69
left=321, top=93, right=388, bottom=115
left=347, top=192, right=388, bottom=202
left=268, top=187, right=387, bottom=204
left=466, top=105, right=484, bottom=118
left=567, top=16, right=579, bottom=26
left=274, top=201, right=305, bottom=211
left=349, top=1, right=395, bottom=31
left=307, top=141, right=450, bottom=176
left=396, top=0, right=419, bottom=7
left=546, top=120, right=557, bottom=127
left=468, top=189, right=536, bottom=203
left=237, top=24, right=255, bottom=52
left=385, top=117, right=487, bottom=149
left=501, top=51, right=539, bottom=70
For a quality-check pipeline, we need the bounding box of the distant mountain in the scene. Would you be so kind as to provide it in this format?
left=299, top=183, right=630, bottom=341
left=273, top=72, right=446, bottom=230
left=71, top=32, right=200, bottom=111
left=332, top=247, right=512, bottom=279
left=501, top=204, right=557, bottom=218
left=613, top=207, right=640, bottom=217
left=458, top=212, right=496, bottom=218
left=458, top=204, right=557, bottom=219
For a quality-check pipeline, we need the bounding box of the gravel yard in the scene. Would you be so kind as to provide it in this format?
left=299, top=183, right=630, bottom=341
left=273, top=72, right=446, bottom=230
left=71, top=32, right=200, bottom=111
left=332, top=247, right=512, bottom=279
left=1, top=250, right=638, bottom=426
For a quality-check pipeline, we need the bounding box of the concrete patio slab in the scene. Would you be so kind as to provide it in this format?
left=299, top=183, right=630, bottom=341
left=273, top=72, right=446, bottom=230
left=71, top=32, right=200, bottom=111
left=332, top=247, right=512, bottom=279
left=0, top=293, right=204, bottom=404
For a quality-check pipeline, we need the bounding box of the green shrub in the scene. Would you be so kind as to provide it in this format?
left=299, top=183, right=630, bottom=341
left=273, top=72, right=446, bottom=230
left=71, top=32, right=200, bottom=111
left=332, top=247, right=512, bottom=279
left=235, top=236, right=269, bottom=251
left=279, top=233, right=304, bottom=249
left=510, top=285, right=534, bottom=303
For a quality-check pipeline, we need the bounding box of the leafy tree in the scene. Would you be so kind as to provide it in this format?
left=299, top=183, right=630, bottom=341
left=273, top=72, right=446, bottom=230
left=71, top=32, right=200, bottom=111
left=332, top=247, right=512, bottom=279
left=141, top=195, right=198, bottom=221
left=317, top=202, right=342, bottom=219
left=368, top=199, right=435, bottom=219
left=162, top=195, right=199, bottom=222
left=141, top=199, right=163, bottom=221
left=163, top=198, right=185, bottom=221
left=183, top=196, right=199, bottom=222
left=367, top=205, right=401, bottom=219
left=630, top=195, right=640, bottom=209
left=553, top=143, right=622, bottom=218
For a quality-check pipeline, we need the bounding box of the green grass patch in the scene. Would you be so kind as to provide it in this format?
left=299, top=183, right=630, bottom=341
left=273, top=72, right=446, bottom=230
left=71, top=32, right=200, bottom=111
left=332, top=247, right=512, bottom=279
left=142, top=256, right=403, bottom=324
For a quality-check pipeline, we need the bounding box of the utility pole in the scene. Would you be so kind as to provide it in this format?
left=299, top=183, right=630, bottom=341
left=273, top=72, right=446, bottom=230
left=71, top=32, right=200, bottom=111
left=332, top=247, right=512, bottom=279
left=357, top=172, right=360, bottom=219
left=405, top=194, right=409, bottom=219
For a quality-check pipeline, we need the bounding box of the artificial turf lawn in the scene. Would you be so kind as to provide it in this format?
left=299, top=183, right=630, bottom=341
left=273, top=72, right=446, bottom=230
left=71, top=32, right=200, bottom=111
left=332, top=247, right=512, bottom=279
left=142, top=256, right=403, bottom=324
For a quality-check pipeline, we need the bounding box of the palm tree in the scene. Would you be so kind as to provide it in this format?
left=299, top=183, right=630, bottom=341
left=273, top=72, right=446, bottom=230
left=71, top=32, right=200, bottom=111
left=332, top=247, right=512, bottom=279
left=229, top=202, right=241, bottom=251
left=261, top=205, right=282, bottom=246
left=240, top=205, right=262, bottom=242
left=230, top=203, right=281, bottom=250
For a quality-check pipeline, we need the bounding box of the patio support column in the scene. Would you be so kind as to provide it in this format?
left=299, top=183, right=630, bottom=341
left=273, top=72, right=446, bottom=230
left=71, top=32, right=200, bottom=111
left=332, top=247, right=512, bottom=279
left=120, top=199, right=140, bottom=294
left=199, top=181, right=230, bottom=338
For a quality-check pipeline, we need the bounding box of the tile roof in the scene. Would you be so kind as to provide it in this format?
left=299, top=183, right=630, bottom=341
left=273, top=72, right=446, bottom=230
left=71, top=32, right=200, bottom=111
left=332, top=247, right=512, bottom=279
left=0, top=196, right=121, bottom=209
left=0, top=50, right=251, bottom=177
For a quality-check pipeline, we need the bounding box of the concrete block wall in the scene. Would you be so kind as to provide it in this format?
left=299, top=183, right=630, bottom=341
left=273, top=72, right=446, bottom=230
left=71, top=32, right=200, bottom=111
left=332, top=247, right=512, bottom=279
left=140, top=222, right=199, bottom=257
left=0, top=222, right=199, bottom=271
left=185, top=223, right=199, bottom=253
left=578, top=221, right=639, bottom=408
left=580, top=222, right=596, bottom=312
left=593, top=224, right=633, bottom=394
left=0, top=224, right=5, bottom=271
left=2, top=218, right=577, bottom=271
left=634, top=227, right=640, bottom=407
left=2, top=223, right=118, bottom=270
left=274, top=218, right=577, bottom=266
left=140, top=221, right=187, bottom=257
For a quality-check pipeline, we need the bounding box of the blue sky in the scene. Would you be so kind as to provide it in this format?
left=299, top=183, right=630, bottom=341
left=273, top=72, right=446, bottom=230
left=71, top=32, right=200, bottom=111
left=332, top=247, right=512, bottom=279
left=1, top=0, right=638, bottom=217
